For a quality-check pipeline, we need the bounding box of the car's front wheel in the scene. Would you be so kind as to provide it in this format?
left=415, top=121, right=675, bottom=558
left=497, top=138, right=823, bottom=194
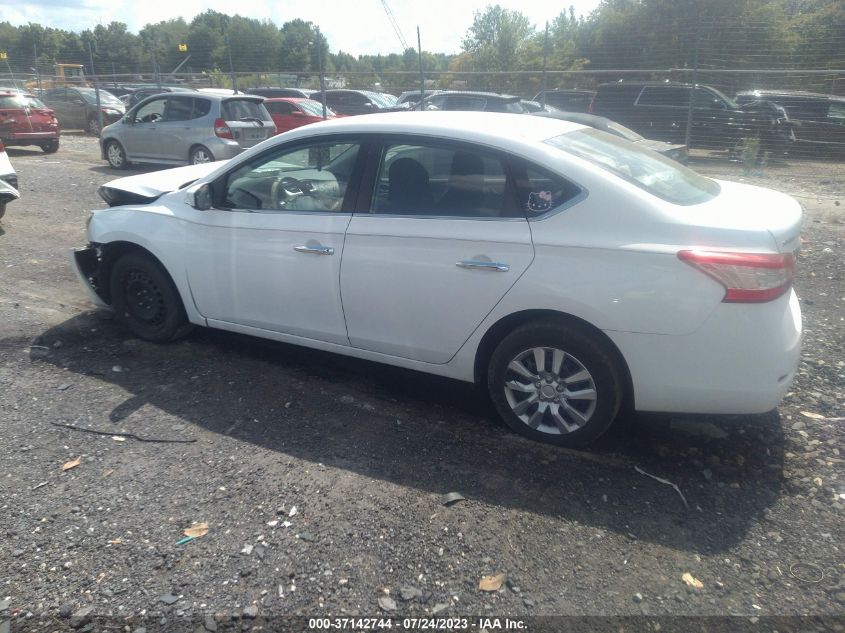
left=190, top=145, right=214, bottom=165
left=487, top=319, right=623, bottom=447
left=105, top=140, right=128, bottom=169
left=41, top=139, right=60, bottom=154
left=109, top=251, right=192, bottom=343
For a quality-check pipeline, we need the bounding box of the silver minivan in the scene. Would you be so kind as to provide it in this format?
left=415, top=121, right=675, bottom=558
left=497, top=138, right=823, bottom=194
left=100, top=93, right=275, bottom=168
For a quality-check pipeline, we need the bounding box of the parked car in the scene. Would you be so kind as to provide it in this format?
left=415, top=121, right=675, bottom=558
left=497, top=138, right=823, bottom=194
left=417, top=91, right=556, bottom=114
left=315, top=89, right=405, bottom=115
left=589, top=81, right=795, bottom=155
left=397, top=89, right=441, bottom=107
left=100, top=93, right=275, bottom=168
left=0, top=89, right=60, bottom=153
left=74, top=112, right=802, bottom=447
left=0, top=140, right=19, bottom=219
left=124, top=85, right=198, bottom=110
left=533, top=110, right=688, bottom=163
left=41, top=87, right=125, bottom=135
left=533, top=89, right=596, bottom=112
left=735, top=90, right=845, bottom=155
left=263, top=98, right=337, bottom=134
left=250, top=87, right=317, bottom=100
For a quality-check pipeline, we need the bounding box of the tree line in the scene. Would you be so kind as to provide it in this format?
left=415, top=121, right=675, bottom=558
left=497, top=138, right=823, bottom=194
left=0, top=0, right=842, bottom=87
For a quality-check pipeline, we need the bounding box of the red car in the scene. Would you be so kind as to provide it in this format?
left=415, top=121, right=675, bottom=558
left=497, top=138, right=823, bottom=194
left=0, top=90, right=60, bottom=153
left=263, top=98, right=337, bottom=135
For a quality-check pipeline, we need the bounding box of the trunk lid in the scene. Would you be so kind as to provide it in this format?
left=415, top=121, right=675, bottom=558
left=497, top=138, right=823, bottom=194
left=688, top=180, right=803, bottom=253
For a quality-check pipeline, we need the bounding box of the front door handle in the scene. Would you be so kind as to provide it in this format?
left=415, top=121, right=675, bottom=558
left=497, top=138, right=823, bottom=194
left=294, top=245, right=334, bottom=256
left=456, top=260, right=510, bottom=272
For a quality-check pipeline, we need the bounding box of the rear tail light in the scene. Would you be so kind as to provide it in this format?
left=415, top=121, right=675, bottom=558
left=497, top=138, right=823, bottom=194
left=587, top=99, right=594, bottom=114
left=214, top=118, right=233, bottom=140
left=678, top=250, right=794, bottom=303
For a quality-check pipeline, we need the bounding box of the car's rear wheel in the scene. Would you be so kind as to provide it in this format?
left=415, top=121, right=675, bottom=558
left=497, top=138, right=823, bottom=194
left=190, top=145, right=214, bottom=165
left=109, top=251, right=191, bottom=343
left=41, top=139, right=59, bottom=154
left=487, top=319, right=623, bottom=447
left=105, top=140, right=128, bottom=169
left=87, top=116, right=102, bottom=136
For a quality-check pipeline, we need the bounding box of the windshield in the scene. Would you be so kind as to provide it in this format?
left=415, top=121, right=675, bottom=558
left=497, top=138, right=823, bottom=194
left=298, top=100, right=335, bottom=117
left=705, top=86, right=738, bottom=109
left=0, top=94, right=47, bottom=109
left=546, top=128, right=720, bottom=205
left=367, top=92, right=397, bottom=108
left=79, top=90, right=124, bottom=107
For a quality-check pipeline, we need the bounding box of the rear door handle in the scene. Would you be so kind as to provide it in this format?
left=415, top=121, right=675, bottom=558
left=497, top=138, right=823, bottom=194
left=456, top=260, right=510, bottom=272
left=294, top=245, right=334, bottom=256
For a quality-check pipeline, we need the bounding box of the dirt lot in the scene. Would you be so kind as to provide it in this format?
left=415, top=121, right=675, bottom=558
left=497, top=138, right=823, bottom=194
left=1, top=136, right=843, bottom=632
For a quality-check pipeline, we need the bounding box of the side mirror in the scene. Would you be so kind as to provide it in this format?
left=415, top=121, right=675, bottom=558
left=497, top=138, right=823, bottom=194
left=186, top=182, right=213, bottom=210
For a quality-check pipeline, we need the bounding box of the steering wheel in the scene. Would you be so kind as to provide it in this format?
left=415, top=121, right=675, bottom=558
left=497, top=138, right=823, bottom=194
left=270, top=176, right=310, bottom=208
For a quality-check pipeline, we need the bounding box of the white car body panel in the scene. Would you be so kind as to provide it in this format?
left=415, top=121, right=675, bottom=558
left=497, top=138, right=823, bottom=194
left=78, top=112, right=803, bottom=417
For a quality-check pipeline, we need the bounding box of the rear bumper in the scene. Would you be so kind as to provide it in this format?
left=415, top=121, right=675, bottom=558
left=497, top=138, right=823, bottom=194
left=69, top=246, right=110, bottom=309
left=607, top=289, right=802, bottom=414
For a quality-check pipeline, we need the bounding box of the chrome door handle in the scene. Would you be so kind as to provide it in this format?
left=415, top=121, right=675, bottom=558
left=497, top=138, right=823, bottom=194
left=456, top=260, right=510, bottom=272
left=294, top=245, right=334, bottom=256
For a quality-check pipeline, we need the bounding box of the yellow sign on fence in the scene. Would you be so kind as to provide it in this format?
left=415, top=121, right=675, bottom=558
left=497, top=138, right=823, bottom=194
left=0, top=52, right=8, bottom=60
left=178, top=44, right=188, bottom=52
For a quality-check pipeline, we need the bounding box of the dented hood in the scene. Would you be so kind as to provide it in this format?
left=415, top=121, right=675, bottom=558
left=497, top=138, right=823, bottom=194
left=99, top=161, right=228, bottom=206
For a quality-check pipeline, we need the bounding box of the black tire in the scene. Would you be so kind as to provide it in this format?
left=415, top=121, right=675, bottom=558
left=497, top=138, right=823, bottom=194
left=87, top=116, right=102, bottom=136
left=189, top=145, right=214, bottom=165
left=487, top=319, right=623, bottom=447
left=0, top=201, right=5, bottom=220
left=105, top=140, right=129, bottom=169
left=41, top=139, right=60, bottom=154
left=109, top=251, right=192, bottom=343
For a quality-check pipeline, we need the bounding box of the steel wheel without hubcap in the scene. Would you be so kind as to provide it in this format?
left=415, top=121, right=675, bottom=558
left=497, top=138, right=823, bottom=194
left=504, top=346, right=597, bottom=435
left=123, top=269, right=166, bottom=326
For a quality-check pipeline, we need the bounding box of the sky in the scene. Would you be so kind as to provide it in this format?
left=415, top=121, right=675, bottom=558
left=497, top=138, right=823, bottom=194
left=2, top=0, right=603, bottom=55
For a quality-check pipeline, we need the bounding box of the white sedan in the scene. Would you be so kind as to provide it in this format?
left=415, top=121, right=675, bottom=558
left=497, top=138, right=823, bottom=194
left=0, top=139, right=19, bottom=219
left=72, top=112, right=802, bottom=446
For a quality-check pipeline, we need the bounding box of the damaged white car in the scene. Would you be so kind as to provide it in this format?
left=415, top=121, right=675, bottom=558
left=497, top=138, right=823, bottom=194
left=72, top=112, right=802, bottom=446
left=0, top=140, right=19, bottom=220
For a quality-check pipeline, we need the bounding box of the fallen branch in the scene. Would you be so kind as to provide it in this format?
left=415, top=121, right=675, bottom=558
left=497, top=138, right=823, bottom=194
left=635, top=466, right=689, bottom=509
left=49, top=421, right=196, bottom=444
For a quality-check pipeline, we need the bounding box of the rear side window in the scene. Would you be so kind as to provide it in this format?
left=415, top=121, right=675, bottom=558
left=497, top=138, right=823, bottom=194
left=222, top=99, right=271, bottom=122
left=636, top=87, right=690, bottom=107
left=546, top=128, right=720, bottom=205
left=372, top=142, right=518, bottom=218
left=512, top=163, right=583, bottom=218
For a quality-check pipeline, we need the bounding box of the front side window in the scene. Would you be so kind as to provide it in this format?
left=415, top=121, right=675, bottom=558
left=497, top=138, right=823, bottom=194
left=371, top=142, right=516, bottom=218
left=223, top=140, right=360, bottom=212
left=133, top=98, right=166, bottom=123
left=546, top=128, right=720, bottom=205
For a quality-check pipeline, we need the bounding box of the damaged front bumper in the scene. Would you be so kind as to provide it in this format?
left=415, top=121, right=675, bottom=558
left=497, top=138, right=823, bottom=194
left=69, top=245, right=111, bottom=309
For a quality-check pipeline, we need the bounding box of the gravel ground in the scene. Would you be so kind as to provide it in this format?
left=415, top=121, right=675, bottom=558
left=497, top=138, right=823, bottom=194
left=0, top=136, right=843, bottom=632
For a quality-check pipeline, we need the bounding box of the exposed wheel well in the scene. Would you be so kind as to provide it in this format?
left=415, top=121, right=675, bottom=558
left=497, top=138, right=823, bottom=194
left=95, top=242, right=174, bottom=305
left=473, top=310, right=635, bottom=411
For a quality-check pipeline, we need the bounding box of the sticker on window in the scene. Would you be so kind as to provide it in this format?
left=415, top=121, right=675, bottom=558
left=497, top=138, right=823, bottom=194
left=527, top=190, right=553, bottom=213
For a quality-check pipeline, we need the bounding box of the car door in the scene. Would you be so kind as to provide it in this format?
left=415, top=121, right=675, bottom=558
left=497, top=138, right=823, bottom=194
left=340, top=138, right=534, bottom=364
left=121, top=97, right=168, bottom=160
left=43, top=89, right=72, bottom=129
left=155, top=95, right=196, bottom=161
left=183, top=137, right=364, bottom=343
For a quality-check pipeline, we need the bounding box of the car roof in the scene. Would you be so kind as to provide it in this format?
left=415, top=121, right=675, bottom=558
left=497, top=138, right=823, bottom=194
left=279, top=111, right=584, bottom=145
left=736, top=89, right=845, bottom=102
left=430, top=90, right=520, bottom=101
left=264, top=97, right=309, bottom=103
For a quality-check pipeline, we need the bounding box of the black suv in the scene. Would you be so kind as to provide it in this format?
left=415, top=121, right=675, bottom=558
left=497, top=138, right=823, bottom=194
left=590, top=81, right=794, bottom=154
left=735, top=90, right=845, bottom=155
